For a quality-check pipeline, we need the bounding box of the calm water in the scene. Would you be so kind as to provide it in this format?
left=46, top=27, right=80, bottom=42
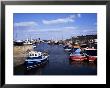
left=14, top=43, right=97, bottom=75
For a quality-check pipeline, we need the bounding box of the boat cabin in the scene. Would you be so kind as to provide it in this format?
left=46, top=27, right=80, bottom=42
left=28, top=51, right=42, bottom=58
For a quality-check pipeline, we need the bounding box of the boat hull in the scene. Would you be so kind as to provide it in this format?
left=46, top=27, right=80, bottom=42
left=69, top=55, right=97, bottom=63
left=25, top=56, right=49, bottom=70
left=69, top=56, right=87, bottom=61
left=88, top=56, right=97, bottom=62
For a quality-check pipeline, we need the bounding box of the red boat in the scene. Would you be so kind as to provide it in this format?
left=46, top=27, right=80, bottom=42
left=70, top=55, right=87, bottom=61
left=84, top=48, right=97, bottom=62
left=69, top=48, right=87, bottom=61
left=69, top=48, right=97, bottom=63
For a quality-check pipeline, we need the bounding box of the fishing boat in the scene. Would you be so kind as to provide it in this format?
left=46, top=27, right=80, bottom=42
left=24, top=41, right=32, bottom=45
left=25, top=51, right=49, bottom=69
left=24, top=39, right=33, bottom=45
left=83, top=48, right=97, bottom=62
left=14, top=40, right=24, bottom=46
left=80, top=44, right=88, bottom=50
left=32, top=44, right=37, bottom=48
left=69, top=48, right=87, bottom=61
left=63, top=45, right=72, bottom=52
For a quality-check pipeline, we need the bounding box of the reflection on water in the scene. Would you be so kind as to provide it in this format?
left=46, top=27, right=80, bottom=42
left=14, top=43, right=97, bottom=75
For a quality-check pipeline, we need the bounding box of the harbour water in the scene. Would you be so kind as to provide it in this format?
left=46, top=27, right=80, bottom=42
left=14, top=43, right=97, bottom=75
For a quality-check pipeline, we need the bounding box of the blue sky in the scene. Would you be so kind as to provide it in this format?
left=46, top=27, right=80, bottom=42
left=14, top=13, right=97, bottom=40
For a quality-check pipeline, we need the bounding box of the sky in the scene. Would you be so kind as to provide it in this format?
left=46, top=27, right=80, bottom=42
left=13, top=13, right=97, bottom=40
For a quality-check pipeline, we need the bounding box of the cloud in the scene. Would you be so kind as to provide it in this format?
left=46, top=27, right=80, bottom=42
left=42, top=15, right=76, bottom=25
left=42, top=18, right=74, bottom=25
left=26, top=26, right=77, bottom=34
left=14, top=26, right=96, bottom=40
left=83, top=29, right=97, bottom=34
left=69, top=15, right=76, bottom=18
left=77, top=14, right=81, bottom=18
left=14, top=21, right=38, bottom=27
left=64, top=26, right=77, bottom=29
left=47, top=26, right=77, bottom=32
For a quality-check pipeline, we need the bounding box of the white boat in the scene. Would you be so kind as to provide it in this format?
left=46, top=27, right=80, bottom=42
left=63, top=45, right=72, bottom=52
left=24, top=42, right=32, bottom=45
left=24, top=39, right=33, bottom=45
left=32, top=44, right=37, bottom=48
left=28, top=51, right=49, bottom=61
left=64, top=48, right=71, bottom=52
left=25, top=51, right=49, bottom=69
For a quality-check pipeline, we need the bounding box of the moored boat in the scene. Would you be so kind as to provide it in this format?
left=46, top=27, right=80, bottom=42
left=25, top=51, right=49, bottom=69
left=32, top=44, right=37, bottom=48
left=63, top=45, right=72, bottom=52
left=83, top=48, right=97, bottom=62
left=69, top=48, right=87, bottom=61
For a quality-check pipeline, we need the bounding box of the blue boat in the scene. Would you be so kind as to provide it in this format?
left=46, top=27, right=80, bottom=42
left=25, top=51, right=49, bottom=70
